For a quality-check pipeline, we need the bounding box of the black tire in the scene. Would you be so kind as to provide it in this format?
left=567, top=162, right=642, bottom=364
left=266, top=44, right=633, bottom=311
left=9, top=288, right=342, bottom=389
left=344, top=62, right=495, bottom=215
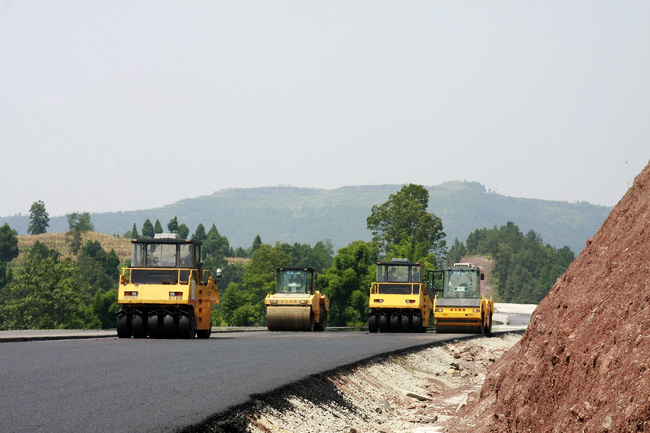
left=148, top=314, right=161, bottom=339
left=163, top=313, right=176, bottom=339
left=378, top=314, right=389, bottom=333
left=196, top=328, right=212, bottom=339
left=390, top=314, right=400, bottom=333
left=412, top=315, right=423, bottom=333
left=178, top=314, right=194, bottom=339
left=131, top=312, right=147, bottom=339
left=117, top=312, right=131, bottom=338
left=401, top=315, right=412, bottom=333
left=480, top=312, right=485, bottom=335
left=368, top=314, right=378, bottom=333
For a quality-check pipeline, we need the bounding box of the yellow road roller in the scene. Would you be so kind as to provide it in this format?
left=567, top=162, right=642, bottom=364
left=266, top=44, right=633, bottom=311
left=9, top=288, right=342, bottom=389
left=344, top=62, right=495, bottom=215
left=430, top=262, right=494, bottom=334
left=368, top=259, right=432, bottom=333
left=265, top=267, right=329, bottom=331
left=117, top=233, right=221, bottom=339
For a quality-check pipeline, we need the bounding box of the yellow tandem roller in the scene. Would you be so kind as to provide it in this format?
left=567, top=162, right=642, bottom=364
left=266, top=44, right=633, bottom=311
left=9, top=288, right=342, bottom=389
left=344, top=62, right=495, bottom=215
left=265, top=267, right=329, bottom=332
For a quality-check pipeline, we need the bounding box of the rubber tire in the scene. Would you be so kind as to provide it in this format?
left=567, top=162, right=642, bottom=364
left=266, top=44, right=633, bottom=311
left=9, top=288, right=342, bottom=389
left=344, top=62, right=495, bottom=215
left=163, top=313, right=176, bottom=339
left=196, top=328, right=212, bottom=339
left=480, top=313, right=485, bottom=335
left=131, top=312, right=147, bottom=339
left=390, top=314, right=400, bottom=333
left=148, top=314, right=161, bottom=339
left=378, top=314, right=389, bottom=333
left=368, top=314, right=378, bottom=333
left=412, top=315, right=422, bottom=333
left=401, top=315, right=411, bottom=333
left=178, top=314, right=194, bottom=339
left=117, top=312, right=131, bottom=338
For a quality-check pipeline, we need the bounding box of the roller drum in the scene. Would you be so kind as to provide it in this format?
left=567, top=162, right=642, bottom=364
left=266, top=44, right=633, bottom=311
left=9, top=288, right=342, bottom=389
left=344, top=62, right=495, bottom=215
left=266, top=306, right=314, bottom=331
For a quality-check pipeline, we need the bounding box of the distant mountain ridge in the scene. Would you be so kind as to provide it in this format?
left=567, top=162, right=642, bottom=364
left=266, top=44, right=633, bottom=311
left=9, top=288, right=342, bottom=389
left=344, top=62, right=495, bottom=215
left=1, top=181, right=611, bottom=254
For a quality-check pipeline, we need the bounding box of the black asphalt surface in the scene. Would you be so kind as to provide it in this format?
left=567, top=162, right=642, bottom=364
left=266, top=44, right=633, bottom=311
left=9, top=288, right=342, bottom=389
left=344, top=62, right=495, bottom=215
left=0, top=330, right=475, bottom=433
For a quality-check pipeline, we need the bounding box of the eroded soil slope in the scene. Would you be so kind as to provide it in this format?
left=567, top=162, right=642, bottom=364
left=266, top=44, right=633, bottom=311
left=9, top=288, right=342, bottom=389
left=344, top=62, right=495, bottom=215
left=456, top=161, right=650, bottom=432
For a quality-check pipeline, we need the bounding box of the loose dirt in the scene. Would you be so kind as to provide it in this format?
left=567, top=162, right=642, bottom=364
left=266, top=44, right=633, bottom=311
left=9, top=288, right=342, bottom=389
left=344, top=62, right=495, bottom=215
left=186, top=333, right=523, bottom=433
left=451, top=161, right=650, bottom=432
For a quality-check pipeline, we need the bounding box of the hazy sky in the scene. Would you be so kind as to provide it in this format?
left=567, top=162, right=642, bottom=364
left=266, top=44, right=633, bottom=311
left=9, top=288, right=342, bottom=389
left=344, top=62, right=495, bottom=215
left=1, top=1, right=648, bottom=218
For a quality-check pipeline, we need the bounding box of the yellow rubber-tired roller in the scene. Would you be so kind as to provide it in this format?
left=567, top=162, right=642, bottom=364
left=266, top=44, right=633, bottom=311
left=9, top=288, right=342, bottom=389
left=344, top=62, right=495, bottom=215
left=265, top=267, right=329, bottom=331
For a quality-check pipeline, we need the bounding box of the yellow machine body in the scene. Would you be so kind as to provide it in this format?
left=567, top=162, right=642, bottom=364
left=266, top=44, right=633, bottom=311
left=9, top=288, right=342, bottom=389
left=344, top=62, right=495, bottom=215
left=265, top=267, right=329, bottom=331
left=368, top=260, right=432, bottom=333
left=117, top=235, right=220, bottom=339
left=432, top=262, right=494, bottom=334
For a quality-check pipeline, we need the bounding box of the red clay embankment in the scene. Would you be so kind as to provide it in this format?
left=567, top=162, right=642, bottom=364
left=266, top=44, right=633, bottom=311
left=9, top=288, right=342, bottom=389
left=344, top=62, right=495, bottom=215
left=456, top=161, right=650, bottom=432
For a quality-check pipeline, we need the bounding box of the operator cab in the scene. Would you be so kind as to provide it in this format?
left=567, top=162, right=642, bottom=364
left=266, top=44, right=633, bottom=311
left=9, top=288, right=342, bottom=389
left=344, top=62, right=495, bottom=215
left=440, top=263, right=484, bottom=299
left=275, top=267, right=316, bottom=295
left=375, top=259, right=423, bottom=295
left=125, top=234, right=219, bottom=285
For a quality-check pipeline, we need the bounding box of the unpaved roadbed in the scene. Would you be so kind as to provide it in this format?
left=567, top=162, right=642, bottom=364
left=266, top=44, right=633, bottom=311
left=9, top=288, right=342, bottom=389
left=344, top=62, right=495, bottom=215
left=187, top=333, right=522, bottom=433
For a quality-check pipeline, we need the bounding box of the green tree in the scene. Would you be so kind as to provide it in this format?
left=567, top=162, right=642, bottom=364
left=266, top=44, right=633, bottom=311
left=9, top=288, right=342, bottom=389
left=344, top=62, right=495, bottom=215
left=463, top=222, right=574, bottom=303
left=204, top=224, right=232, bottom=258
left=167, top=217, right=179, bottom=233
left=28, top=200, right=49, bottom=235
left=250, top=235, right=263, bottom=255
left=0, top=223, right=19, bottom=281
left=68, top=212, right=94, bottom=232
left=319, top=241, right=378, bottom=326
left=193, top=223, right=207, bottom=241
left=178, top=223, right=190, bottom=239
left=93, top=288, right=118, bottom=329
left=130, top=223, right=139, bottom=239
left=446, top=238, right=467, bottom=265
left=218, top=244, right=289, bottom=326
left=0, top=243, right=100, bottom=329
left=141, top=219, right=154, bottom=238
left=154, top=219, right=163, bottom=234
left=367, top=184, right=446, bottom=258
left=65, top=212, right=94, bottom=256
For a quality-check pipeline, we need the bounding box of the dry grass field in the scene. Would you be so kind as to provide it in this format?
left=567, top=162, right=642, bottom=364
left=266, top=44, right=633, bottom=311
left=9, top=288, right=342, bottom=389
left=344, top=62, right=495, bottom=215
left=16, top=232, right=132, bottom=264
left=15, top=233, right=249, bottom=267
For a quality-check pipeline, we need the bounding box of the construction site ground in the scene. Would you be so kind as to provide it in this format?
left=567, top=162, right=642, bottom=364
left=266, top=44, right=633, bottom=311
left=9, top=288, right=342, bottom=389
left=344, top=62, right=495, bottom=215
left=189, top=325, right=528, bottom=433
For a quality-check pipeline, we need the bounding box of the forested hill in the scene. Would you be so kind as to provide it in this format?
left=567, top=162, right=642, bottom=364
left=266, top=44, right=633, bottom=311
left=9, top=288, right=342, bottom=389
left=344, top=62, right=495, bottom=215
left=2, top=181, right=611, bottom=254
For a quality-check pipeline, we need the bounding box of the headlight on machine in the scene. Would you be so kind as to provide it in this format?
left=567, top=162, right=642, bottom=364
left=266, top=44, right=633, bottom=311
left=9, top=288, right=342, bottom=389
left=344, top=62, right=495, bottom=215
left=473, top=309, right=480, bottom=313
left=270, top=300, right=279, bottom=304
left=300, top=300, right=308, bottom=304
left=374, top=299, right=384, bottom=303
left=435, top=308, right=443, bottom=312
left=405, top=299, right=416, bottom=304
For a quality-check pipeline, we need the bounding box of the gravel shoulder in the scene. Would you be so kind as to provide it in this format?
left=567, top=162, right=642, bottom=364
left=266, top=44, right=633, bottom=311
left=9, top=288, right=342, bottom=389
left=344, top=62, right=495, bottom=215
left=187, top=332, right=523, bottom=433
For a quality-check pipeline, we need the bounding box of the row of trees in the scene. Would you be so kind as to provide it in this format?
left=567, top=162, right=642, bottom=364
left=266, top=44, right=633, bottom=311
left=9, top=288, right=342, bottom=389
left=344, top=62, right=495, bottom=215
left=0, top=239, right=119, bottom=329
left=0, top=184, right=577, bottom=329
left=446, top=222, right=575, bottom=303
left=125, top=218, right=260, bottom=258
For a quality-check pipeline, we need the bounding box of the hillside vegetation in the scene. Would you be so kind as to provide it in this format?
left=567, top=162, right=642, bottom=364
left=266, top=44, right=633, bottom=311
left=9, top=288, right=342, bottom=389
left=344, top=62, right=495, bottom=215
left=1, top=181, right=610, bottom=254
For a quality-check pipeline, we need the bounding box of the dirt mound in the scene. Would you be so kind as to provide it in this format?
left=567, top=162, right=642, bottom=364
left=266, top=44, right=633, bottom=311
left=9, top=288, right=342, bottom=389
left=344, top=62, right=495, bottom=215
left=455, top=161, right=650, bottom=432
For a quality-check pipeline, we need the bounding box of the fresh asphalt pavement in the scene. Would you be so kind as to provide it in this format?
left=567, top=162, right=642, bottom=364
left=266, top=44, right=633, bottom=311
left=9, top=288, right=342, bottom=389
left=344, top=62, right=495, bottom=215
left=0, top=331, right=479, bottom=433
left=0, top=307, right=531, bottom=433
